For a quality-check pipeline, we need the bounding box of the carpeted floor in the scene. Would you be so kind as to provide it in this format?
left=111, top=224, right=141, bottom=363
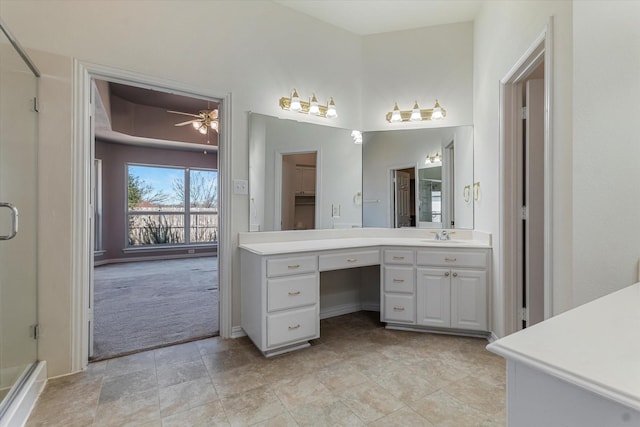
left=92, top=257, right=218, bottom=360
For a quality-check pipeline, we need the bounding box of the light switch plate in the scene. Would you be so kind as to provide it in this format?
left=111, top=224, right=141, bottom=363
left=233, top=179, right=248, bottom=195
left=332, top=204, right=340, bottom=218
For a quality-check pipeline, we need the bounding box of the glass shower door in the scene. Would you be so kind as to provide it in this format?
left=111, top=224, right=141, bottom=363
left=0, top=23, right=39, bottom=410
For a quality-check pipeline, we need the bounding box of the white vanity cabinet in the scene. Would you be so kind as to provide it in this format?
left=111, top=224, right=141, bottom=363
left=240, top=231, right=492, bottom=357
left=416, top=249, right=489, bottom=331
left=241, top=251, right=320, bottom=357
left=382, top=249, right=416, bottom=324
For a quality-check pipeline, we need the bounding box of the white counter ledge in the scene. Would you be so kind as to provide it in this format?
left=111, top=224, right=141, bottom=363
left=238, top=228, right=491, bottom=255
left=487, top=282, right=640, bottom=424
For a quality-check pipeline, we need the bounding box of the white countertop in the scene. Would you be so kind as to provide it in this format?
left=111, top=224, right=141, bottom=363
left=487, top=282, right=640, bottom=412
left=238, top=228, right=491, bottom=255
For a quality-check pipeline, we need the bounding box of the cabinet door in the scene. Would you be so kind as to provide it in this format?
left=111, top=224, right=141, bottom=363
left=416, top=267, right=450, bottom=327
left=296, top=166, right=316, bottom=195
left=451, top=269, right=487, bottom=331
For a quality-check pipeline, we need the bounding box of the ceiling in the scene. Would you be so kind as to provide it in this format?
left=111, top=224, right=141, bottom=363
left=273, top=0, right=483, bottom=35
left=95, top=81, right=219, bottom=151
left=108, top=83, right=214, bottom=112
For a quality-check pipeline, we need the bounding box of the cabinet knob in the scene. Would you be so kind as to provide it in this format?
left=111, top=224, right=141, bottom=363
left=288, top=264, right=300, bottom=269
left=346, top=258, right=358, bottom=263
left=288, top=291, right=301, bottom=296
left=392, top=256, right=405, bottom=260
left=452, top=272, right=458, bottom=277
left=393, top=278, right=405, bottom=283
left=445, top=257, right=457, bottom=262
left=444, top=272, right=450, bottom=277
left=288, top=324, right=301, bottom=330
left=393, top=306, right=405, bottom=311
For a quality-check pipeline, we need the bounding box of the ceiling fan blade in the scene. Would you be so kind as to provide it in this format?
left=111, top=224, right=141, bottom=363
left=174, top=119, right=200, bottom=126
left=167, top=110, right=201, bottom=118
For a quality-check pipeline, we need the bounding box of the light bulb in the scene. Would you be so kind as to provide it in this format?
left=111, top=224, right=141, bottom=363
left=192, top=122, right=200, bottom=129
left=431, top=99, right=444, bottom=120
left=290, top=89, right=302, bottom=112
left=198, top=125, right=207, bottom=134
left=309, top=94, right=320, bottom=115
left=325, top=97, right=337, bottom=118
left=351, top=130, right=362, bottom=144
left=425, top=156, right=432, bottom=165
left=210, top=120, right=219, bottom=131
left=390, top=102, right=402, bottom=122
left=410, top=101, right=421, bottom=121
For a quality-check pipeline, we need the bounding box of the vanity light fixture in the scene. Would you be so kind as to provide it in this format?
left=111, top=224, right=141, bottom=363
left=279, top=89, right=337, bottom=118
left=289, top=89, right=302, bottom=112
left=308, top=93, right=320, bottom=115
left=390, top=102, right=402, bottom=122
left=425, top=152, right=442, bottom=165
left=386, top=99, right=446, bottom=123
left=410, top=101, right=422, bottom=121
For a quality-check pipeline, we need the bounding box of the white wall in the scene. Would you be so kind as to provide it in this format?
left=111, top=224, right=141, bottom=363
left=454, top=126, right=474, bottom=228
left=473, top=0, right=573, bottom=336
left=572, top=1, right=640, bottom=305
left=362, top=22, right=474, bottom=131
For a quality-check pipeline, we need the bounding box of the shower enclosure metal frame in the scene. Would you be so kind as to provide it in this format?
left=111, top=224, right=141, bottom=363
left=0, top=17, right=46, bottom=427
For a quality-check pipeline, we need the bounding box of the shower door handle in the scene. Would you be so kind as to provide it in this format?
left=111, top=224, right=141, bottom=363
left=0, top=202, right=19, bottom=240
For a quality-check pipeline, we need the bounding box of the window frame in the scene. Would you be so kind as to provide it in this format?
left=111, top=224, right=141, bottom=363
left=125, top=162, right=218, bottom=248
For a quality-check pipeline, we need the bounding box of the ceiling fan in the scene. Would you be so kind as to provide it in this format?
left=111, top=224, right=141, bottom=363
left=168, top=109, right=219, bottom=134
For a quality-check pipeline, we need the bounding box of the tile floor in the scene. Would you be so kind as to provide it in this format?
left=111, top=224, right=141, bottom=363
left=26, top=312, right=506, bottom=426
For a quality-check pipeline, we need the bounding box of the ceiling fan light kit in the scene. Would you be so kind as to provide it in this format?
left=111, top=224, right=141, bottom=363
left=169, top=109, right=219, bottom=134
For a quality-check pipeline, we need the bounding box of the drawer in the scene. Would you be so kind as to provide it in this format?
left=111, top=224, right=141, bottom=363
left=417, top=249, right=488, bottom=269
left=384, top=266, right=415, bottom=293
left=267, top=306, right=318, bottom=348
left=267, top=274, right=317, bottom=312
left=383, top=294, right=415, bottom=323
left=318, top=250, right=379, bottom=271
left=384, top=249, right=415, bottom=265
left=267, top=256, right=317, bottom=277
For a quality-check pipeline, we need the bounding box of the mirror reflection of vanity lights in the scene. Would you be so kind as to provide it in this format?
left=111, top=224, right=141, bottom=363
left=248, top=113, right=473, bottom=232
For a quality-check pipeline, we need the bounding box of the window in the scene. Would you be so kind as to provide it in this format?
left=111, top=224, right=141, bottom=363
left=127, top=164, right=218, bottom=247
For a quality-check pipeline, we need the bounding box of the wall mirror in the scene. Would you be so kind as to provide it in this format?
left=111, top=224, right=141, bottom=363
left=362, top=126, right=474, bottom=229
left=249, top=113, right=362, bottom=231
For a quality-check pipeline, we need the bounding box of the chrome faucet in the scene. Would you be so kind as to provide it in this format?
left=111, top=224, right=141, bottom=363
left=435, top=230, right=450, bottom=240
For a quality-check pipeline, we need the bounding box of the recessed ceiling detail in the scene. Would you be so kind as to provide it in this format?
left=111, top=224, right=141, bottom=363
left=94, top=80, right=220, bottom=152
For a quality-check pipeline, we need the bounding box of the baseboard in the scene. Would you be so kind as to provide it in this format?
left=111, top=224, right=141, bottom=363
left=360, top=302, right=380, bottom=312
left=230, top=325, right=246, bottom=339
left=385, top=324, right=491, bottom=340
left=0, top=361, right=47, bottom=427
left=487, top=331, right=500, bottom=343
left=319, top=303, right=360, bottom=320
left=94, top=252, right=217, bottom=266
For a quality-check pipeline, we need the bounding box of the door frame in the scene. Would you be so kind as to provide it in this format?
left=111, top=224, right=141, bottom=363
left=499, top=19, right=553, bottom=336
left=71, top=61, right=233, bottom=371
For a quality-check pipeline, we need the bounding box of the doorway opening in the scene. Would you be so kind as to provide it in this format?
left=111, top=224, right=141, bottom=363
left=391, top=167, right=416, bottom=228
left=500, top=20, right=553, bottom=335
left=281, top=152, right=317, bottom=230
left=89, top=79, right=221, bottom=360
